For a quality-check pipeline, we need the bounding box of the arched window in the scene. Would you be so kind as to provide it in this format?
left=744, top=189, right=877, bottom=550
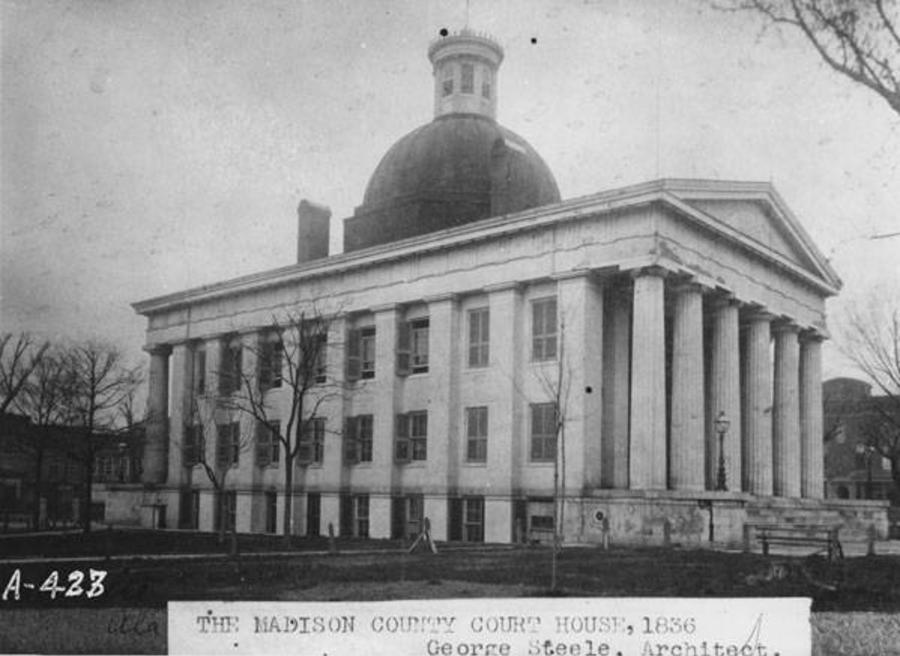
left=442, top=66, right=454, bottom=96
left=481, top=68, right=492, bottom=99
left=461, top=63, right=474, bottom=93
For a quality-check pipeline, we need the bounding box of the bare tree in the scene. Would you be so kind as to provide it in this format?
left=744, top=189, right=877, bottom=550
left=1, top=332, right=49, bottom=414
left=717, top=0, right=900, bottom=115
left=10, top=348, right=71, bottom=529
left=181, top=391, right=255, bottom=545
left=531, top=316, right=575, bottom=592
left=62, top=341, right=142, bottom=533
left=225, top=308, right=342, bottom=544
left=839, top=300, right=900, bottom=501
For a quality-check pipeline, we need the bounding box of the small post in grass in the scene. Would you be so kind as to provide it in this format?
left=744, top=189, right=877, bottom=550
left=328, top=522, right=336, bottom=554
left=867, top=524, right=877, bottom=557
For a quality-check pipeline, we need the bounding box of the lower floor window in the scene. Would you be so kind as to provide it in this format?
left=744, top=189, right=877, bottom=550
left=391, top=494, right=424, bottom=539
left=448, top=496, right=485, bottom=542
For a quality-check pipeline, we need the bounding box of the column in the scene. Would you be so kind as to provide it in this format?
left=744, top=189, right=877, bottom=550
left=602, top=283, right=631, bottom=489
left=800, top=332, right=825, bottom=498
left=556, top=272, right=604, bottom=490
left=773, top=322, right=801, bottom=497
left=142, top=344, right=172, bottom=485
left=168, top=342, right=192, bottom=490
left=669, top=281, right=705, bottom=491
left=708, top=297, right=741, bottom=491
left=741, top=311, right=773, bottom=495
left=629, top=267, right=667, bottom=489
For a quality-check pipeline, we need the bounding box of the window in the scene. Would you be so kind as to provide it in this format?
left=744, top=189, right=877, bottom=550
left=179, top=490, right=200, bottom=530
left=530, top=403, right=557, bottom=461
left=466, top=406, right=488, bottom=462
left=216, top=490, right=237, bottom=533
left=391, top=494, right=424, bottom=539
left=299, top=417, right=325, bottom=465
left=442, top=71, right=454, bottom=96
left=396, top=411, right=427, bottom=462
left=532, top=297, right=558, bottom=361
left=217, top=422, right=240, bottom=468
left=481, top=78, right=491, bottom=99
left=468, top=307, right=489, bottom=367
left=313, top=331, right=328, bottom=383
left=258, top=334, right=283, bottom=390
left=461, top=62, right=474, bottom=93
left=265, top=491, right=277, bottom=533
left=192, top=344, right=206, bottom=394
left=183, top=425, right=205, bottom=467
left=219, top=336, right=242, bottom=394
left=344, top=415, right=373, bottom=464
left=256, top=420, right=280, bottom=467
left=356, top=495, right=370, bottom=538
left=398, top=317, right=429, bottom=375
left=347, top=326, right=376, bottom=381
left=464, top=497, right=485, bottom=542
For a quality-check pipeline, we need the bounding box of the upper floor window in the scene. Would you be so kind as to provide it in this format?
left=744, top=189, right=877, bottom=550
left=192, top=344, right=206, bottom=394
left=256, top=420, right=280, bottom=467
left=468, top=307, right=489, bottom=368
left=396, top=411, right=427, bottom=462
left=530, top=403, right=557, bottom=462
left=398, top=317, right=429, bottom=375
left=299, top=417, right=325, bottom=465
left=183, top=424, right=205, bottom=467
left=312, top=331, right=328, bottom=384
left=219, top=336, right=242, bottom=395
left=258, top=333, right=283, bottom=390
left=531, top=297, right=558, bottom=361
left=442, top=69, right=454, bottom=96
left=466, top=406, right=488, bottom=462
left=461, top=63, right=474, bottom=93
left=344, top=414, right=373, bottom=464
left=347, top=325, right=376, bottom=381
left=216, top=422, right=241, bottom=468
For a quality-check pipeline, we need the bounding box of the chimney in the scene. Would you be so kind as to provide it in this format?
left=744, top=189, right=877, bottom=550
left=297, top=199, right=331, bottom=263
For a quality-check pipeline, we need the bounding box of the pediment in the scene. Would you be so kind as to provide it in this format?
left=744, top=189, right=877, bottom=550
left=658, top=181, right=841, bottom=293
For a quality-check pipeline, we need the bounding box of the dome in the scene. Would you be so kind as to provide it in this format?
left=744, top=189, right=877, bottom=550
left=341, top=29, right=561, bottom=252
left=362, top=114, right=560, bottom=209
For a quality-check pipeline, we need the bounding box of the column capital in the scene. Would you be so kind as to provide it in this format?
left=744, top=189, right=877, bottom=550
left=630, top=265, right=670, bottom=280
left=771, top=319, right=801, bottom=335
left=143, top=343, right=172, bottom=356
left=800, top=328, right=827, bottom=343
left=741, top=304, right=776, bottom=324
left=423, top=292, right=459, bottom=305
left=550, top=268, right=592, bottom=282
left=370, top=303, right=400, bottom=314
left=483, top=281, right=523, bottom=295
left=670, top=277, right=707, bottom=296
left=708, top=291, right=741, bottom=311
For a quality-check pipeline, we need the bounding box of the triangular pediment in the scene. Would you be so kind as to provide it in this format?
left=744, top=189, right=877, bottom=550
left=687, top=198, right=810, bottom=268
left=656, top=180, right=841, bottom=293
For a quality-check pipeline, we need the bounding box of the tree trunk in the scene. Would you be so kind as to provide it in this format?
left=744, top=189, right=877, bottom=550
left=31, top=443, right=44, bottom=531
left=82, top=438, right=94, bottom=533
left=217, top=490, right=226, bottom=545
left=282, top=456, right=294, bottom=546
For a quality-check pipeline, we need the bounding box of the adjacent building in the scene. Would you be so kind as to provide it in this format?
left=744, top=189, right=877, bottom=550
left=132, top=30, right=889, bottom=545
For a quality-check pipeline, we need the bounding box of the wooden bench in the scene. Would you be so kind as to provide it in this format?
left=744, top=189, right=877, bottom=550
left=744, top=524, right=844, bottom=562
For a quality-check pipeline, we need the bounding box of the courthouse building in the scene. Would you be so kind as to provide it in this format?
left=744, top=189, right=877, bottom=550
left=132, top=30, right=888, bottom=544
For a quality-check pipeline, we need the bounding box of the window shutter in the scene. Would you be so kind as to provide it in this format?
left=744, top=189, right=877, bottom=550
left=231, top=422, right=241, bottom=466
left=216, top=425, right=229, bottom=467
left=183, top=426, right=195, bottom=466
left=395, top=413, right=410, bottom=462
left=346, top=329, right=361, bottom=381
left=396, top=320, right=411, bottom=376
left=298, top=420, right=312, bottom=465
left=256, top=423, right=271, bottom=467
left=343, top=416, right=358, bottom=464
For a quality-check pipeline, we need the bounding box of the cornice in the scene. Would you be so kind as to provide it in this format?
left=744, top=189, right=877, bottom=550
left=133, top=178, right=841, bottom=317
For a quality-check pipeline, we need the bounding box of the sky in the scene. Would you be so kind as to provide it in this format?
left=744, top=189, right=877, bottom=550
left=2, top=0, right=898, bottom=386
